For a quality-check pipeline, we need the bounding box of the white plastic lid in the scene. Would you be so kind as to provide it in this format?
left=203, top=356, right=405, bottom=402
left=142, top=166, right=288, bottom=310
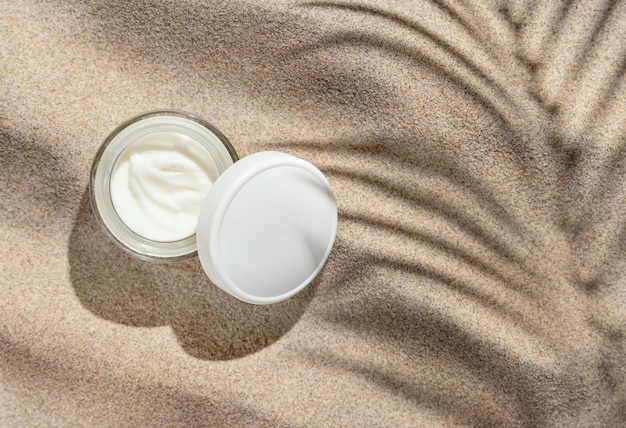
left=196, top=151, right=338, bottom=304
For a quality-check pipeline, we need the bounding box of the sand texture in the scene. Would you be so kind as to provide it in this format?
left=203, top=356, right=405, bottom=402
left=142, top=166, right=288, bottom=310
left=1, top=1, right=625, bottom=426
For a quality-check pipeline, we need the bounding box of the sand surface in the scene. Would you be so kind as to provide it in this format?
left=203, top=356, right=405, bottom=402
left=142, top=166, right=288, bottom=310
left=1, top=1, right=625, bottom=426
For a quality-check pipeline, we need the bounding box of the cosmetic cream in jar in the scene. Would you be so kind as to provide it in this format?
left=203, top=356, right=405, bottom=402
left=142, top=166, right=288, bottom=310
left=90, top=110, right=338, bottom=304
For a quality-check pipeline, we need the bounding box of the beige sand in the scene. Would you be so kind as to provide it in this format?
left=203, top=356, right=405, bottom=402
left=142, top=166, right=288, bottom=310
left=1, top=1, right=625, bottom=426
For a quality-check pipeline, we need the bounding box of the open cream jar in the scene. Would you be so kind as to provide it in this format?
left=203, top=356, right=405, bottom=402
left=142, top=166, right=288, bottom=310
left=90, top=110, right=238, bottom=262
left=90, top=110, right=338, bottom=304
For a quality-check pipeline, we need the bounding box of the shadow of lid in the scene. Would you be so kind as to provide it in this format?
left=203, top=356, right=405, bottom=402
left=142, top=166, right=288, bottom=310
left=68, top=188, right=317, bottom=360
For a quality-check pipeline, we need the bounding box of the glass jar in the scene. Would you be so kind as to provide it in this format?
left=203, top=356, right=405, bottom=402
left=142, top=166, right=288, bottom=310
left=90, top=110, right=238, bottom=262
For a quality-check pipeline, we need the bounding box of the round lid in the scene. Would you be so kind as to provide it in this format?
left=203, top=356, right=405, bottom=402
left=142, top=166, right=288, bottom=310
left=196, top=151, right=338, bottom=304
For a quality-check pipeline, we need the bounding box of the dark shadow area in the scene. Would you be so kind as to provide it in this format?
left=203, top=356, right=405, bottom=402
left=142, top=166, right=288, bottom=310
left=68, top=188, right=317, bottom=360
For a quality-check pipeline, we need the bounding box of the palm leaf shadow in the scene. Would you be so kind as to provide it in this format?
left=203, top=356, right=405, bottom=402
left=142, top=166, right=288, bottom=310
left=302, top=1, right=547, bottom=138
left=289, top=1, right=626, bottom=424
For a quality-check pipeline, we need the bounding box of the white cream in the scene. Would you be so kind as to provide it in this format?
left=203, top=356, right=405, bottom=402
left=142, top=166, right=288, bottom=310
left=110, top=131, right=219, bottom=242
